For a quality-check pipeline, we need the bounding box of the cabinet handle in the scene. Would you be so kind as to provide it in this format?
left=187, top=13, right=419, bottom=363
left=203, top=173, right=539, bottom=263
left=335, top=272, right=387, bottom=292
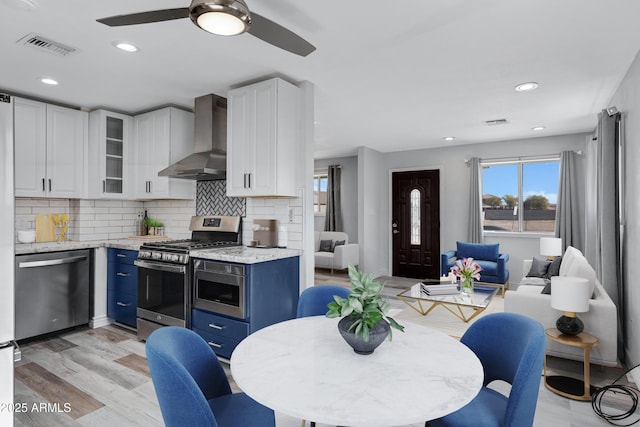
left=116, top=272, right=130, bottom=277
left=247, top=173, right=251, bottom=188
left=103, top=180, right=106, bottom=192
left=243, top=173, right=247, bottom=188
left=116, top=253, right=127, bottom=258
left=42, top=178, right=45, bottom=192
left=207, top=341, right=223, bottom=349
left=116, top=301, right=130, bottom=307
left=208, top=323, right=224, bottom=330
left=48, top=179, right=52, bottom=192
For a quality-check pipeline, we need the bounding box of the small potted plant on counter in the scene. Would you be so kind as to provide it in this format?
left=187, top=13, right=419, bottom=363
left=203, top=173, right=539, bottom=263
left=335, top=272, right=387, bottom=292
left=326, top=265, right=404, bottom=355
left=145, top=218, right=165, bottom=236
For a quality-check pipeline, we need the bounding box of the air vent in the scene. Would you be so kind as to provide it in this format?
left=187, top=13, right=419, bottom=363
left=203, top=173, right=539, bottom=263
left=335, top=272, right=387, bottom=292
left=17, top=33, right=77, bottom=57
left=484, top=118, right=509, bottom=126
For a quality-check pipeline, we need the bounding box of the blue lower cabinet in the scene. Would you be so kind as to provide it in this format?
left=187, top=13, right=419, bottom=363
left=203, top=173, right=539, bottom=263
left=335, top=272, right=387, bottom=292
left=107, top=249, right=138, bottom=328
left=191, top=309, right=249, bottom=359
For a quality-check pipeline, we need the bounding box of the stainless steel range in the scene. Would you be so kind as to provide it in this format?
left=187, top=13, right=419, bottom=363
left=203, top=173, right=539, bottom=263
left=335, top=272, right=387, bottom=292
left=134, top=215, right=241, bottom=340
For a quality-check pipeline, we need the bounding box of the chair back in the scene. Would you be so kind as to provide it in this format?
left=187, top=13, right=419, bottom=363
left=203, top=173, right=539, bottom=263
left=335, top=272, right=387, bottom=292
left=297, top=285, right=351, bottom=318
left=460, top=312, right=545, bottom=427
left=146, top=327, right=232, bottom=427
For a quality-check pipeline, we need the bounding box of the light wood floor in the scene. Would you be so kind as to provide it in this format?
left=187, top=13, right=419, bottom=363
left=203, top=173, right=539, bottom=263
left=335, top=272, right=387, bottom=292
left=11, top=271, right=637, bottom=427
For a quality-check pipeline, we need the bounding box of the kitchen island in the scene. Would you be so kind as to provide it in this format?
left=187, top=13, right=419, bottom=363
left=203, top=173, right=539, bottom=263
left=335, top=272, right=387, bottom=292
left=189, top=245, right=301, bottom=263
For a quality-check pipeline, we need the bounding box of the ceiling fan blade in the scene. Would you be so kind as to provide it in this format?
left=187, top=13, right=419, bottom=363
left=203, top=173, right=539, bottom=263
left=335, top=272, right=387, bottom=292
left=97, top=8, right=190, bottom=27
left=248, top=12, right=316, bottom=57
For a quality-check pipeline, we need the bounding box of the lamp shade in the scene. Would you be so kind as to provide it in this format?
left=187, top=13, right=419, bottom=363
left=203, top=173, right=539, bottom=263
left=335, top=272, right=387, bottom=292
left=540, top=237, right=562, bottom=257
left=550, top=276, right=590, bottom=313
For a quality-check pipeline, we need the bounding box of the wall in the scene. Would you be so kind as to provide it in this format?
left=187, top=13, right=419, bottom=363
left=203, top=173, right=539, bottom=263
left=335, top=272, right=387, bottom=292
left=313, top=156, right=358, bottom=242
left=355, top=133, right=588, bottom=279
left=609, top=49, right=640, bottom=380
left=358, top=147, right=386, bottom=273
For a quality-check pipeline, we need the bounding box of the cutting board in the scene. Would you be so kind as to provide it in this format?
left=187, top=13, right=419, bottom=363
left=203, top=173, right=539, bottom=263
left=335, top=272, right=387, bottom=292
left=35, top=213, right=56, bottom=242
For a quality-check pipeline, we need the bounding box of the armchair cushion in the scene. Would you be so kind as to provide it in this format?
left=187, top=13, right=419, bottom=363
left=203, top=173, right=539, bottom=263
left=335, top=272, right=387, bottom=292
left=319, top=239, right=333, bottom=252
left=457, top=241, right=500, bottom=261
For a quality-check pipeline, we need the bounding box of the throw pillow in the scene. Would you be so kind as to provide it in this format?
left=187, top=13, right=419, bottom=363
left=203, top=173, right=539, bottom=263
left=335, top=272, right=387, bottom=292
left=545, top=256, right=562, bottom=278
left=319, top=239, right=333, bottom=252
left=541, top=282, right=552, bottom=294
left=527, top=256, right=551, bottom=278
left=333, top=240, right=346, bottom=252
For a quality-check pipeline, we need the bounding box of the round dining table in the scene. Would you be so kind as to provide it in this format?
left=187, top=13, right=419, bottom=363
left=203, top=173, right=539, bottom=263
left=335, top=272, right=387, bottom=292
left=230, top=316, right=483, bottom=427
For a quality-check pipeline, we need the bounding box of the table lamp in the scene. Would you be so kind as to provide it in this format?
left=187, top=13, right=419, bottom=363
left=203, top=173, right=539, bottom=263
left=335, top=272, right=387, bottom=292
left=551, top=276, right=590, bottom=335
left=540, top=237, right=562, bottom=260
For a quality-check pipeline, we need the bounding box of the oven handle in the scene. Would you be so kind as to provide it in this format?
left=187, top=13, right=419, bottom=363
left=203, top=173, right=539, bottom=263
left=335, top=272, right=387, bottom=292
left=134, top=259, right=186, bottom=274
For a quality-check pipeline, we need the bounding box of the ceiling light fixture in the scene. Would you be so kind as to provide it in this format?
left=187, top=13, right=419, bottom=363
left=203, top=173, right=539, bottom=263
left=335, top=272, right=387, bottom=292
left=531, top=126, right=546, bottom=131
left=40, top=77, right=58, bottom=85
left=515, top=82, right=539, bottom=92
left=190, top=0, right=251, bottom=36
left=114, top=41, right=138, bottom=52
left=443, top=137, right=455, bottom=141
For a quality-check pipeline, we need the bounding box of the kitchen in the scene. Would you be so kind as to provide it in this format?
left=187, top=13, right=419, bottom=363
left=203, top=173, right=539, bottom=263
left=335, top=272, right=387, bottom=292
left=1, top=74, right=316, bottom=426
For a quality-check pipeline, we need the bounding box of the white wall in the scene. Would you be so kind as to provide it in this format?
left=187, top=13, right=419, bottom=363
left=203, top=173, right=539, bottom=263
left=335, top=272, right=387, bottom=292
left=314, top=156, right=358, bottom=242
left=358, top=147, right=386, bottom=275
left=609, top=49, right=640, bottom=378
left=355, top=133, right=588, bottom=280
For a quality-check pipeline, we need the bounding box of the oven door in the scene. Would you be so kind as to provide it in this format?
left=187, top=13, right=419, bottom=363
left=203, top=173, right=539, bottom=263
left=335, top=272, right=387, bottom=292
left=134, top=259, right=188, bottom=327
left=193, top=260, right=245, bottom=319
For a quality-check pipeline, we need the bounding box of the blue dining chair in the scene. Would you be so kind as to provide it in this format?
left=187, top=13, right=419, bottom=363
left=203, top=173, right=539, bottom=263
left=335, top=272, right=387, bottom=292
left=297, top=284, right=351, bottom=318
left=146, top=326, right=275, bottom=427
left=427, top=312, right=546, bottom=427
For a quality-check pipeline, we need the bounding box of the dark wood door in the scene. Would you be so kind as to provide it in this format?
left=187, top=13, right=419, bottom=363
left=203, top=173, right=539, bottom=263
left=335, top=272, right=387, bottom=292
left=392, top=170, right=440, bottom=279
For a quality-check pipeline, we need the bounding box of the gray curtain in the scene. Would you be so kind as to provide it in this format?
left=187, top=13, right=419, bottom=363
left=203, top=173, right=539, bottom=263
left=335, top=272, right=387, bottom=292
left=324, top=165, right=343, bottom=231
left=468, top=157, right=484, bottom=243
left=554, top=151, right=582, bottom=250
left=590, top=110, right=624, bottom=361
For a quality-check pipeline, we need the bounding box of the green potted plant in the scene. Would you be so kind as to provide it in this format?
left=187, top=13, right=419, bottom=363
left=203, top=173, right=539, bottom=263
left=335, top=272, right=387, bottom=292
left=326, top=265, right=404, bottom=354
left=145, top=218, right=165, bottom=236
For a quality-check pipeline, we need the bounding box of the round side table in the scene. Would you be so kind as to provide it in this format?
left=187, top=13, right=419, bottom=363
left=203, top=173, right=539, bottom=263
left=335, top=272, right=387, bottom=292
left=544, top=328, right=600, bottom=401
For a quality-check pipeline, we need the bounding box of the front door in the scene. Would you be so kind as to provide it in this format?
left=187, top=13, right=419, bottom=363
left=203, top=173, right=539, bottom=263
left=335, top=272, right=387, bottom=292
left=392, top=170, right=440, bottom=279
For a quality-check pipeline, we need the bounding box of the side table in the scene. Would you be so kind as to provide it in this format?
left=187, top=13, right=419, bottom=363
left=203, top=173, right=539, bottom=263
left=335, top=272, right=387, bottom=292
left=544, top=328, right=600, bottom=400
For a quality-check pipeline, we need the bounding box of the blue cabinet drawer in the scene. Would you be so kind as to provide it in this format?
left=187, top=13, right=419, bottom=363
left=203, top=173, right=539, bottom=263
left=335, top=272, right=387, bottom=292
left=107, top=262, right=138, bottom=294
left=192, top=327, right=241, bottom=360
left=191, top=309, right=249, bottom=341
left=108, top=248, right=138, bottom=265
left=107, top=291, right=137, bottom=327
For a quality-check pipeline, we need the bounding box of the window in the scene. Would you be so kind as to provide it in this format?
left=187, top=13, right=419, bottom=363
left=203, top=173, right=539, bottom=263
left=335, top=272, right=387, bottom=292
left=313, top=173, right=328, bottom=214
left=481, top=158, right=560, bottom=233
left=410, top=189, right=421, bottom=245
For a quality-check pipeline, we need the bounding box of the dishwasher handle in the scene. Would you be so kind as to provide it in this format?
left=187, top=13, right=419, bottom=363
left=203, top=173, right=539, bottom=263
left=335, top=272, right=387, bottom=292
left=18, top=255, right=88, bottom=269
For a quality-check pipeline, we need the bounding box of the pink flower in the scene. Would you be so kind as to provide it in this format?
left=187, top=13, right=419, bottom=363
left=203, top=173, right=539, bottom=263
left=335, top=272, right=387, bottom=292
left=450, top=257, right=482, bottom=281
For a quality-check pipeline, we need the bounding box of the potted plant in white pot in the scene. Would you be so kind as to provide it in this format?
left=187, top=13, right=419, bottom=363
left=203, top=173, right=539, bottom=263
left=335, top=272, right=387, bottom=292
left=326, top=265, right=404, bottom=355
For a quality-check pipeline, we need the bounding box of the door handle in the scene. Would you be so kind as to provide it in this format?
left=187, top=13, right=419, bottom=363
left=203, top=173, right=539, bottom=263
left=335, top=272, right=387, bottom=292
left=393, top=230, right=399, bottom=234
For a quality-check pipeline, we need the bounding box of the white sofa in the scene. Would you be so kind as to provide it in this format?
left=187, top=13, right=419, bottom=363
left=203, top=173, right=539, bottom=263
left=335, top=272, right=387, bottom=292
left=314, top=231, right=359, bottom=273
left=504, top=246, right=618, bottom=367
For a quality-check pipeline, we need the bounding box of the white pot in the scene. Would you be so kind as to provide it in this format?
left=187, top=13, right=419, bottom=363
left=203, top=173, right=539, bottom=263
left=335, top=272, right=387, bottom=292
left=17, top=230, right=35, bottom=243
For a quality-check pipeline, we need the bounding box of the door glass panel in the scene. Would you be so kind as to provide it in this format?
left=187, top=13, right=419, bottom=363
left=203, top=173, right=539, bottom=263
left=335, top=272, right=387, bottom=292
left=106, top=139, right=123, bottom=156
left=410, top=189, right=420, bottom=245
left=106, top=157, right=123, bottom=178
left=105, top=179, right=122, bottom=194
left=106, top=117, right=123, bottom=140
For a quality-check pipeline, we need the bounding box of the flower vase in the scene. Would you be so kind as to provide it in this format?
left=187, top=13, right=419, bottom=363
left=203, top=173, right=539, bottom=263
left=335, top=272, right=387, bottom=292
left=461, top=278, right=474, bottom=295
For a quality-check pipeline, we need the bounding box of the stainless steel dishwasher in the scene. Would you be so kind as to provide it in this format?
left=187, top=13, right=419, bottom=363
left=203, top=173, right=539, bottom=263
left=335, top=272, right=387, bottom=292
left=15, top=249, right=90, bottom=340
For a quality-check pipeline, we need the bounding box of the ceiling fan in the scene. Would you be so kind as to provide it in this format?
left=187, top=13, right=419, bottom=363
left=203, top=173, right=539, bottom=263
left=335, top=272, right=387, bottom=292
left=96, top=0, right=316, bottom=57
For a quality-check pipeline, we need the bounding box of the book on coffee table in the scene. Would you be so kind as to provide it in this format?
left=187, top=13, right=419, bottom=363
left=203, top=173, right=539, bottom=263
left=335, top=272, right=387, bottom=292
left=421, top=283, right=459, bottom=295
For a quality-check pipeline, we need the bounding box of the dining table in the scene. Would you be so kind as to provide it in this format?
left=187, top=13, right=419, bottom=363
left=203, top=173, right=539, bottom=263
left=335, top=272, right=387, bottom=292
left=230, top=316, right=484, bottom=427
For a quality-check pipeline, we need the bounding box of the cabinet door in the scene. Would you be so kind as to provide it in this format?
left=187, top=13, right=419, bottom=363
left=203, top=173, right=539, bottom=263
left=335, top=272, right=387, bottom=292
left=89, top=110, right=131, bottom=198
left=46, top=105, right=85, bottom=198
left=227, top=85, right=254, bottom=196
left=14, top=98, right=47, bottom=197
left=251, top=81, right=278, bottom=195
left=133, top=111, right=155, bottom=198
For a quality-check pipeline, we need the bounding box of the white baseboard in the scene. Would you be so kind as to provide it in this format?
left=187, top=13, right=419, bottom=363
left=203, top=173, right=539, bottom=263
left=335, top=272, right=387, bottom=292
left=90, top=315, right=112, bottom=329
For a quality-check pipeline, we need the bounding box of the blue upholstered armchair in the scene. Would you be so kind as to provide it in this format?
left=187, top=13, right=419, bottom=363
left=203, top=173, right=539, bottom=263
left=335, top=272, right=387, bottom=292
left=441, top=242, right=510, bottom=284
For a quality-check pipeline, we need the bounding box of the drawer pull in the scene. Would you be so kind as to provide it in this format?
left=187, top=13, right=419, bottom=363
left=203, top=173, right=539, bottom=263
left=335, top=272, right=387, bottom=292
left=116, top=254, right=128, bottom=258
left=116, top=301, right=130, bottom=307
left=208, top=323, right=224, bottom=330
left=116, top=272, right=130, bottom=277
left=207, top=341, right=223, bottom=349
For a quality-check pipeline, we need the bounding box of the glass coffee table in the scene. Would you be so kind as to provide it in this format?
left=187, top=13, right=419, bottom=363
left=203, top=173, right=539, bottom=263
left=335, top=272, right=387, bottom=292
left=396, top=280, right=499, bottom=322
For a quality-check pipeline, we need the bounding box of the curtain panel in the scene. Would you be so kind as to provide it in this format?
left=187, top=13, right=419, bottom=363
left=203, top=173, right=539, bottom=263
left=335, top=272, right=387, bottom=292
left=324, top=165, right=343, bottom=231
left=468, top=157, right=484, bottom=243
left=555, top=151, right=582, bottom=250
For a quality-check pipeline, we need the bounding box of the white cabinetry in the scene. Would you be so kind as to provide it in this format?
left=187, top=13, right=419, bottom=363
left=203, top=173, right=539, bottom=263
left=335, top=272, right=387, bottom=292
left=227, top=78, right=299, bottom=197
left=133, top=107, right=195, bottom=199
left=88, top=110, right=132, bottom=198
left=14, top=97, right=86, bottom=198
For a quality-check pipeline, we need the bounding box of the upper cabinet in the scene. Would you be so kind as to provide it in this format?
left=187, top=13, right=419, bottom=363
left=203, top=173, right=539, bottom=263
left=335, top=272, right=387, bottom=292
left=227, top=78, right=299, bottom=197
left=87, top=110, right=133, bottom=198
left=132, top=107, right=195, bottom=199
left=14, top=97, right=86, bottom=198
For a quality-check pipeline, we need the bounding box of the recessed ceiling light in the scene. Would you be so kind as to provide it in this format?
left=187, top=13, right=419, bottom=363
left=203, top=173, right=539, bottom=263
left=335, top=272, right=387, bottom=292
left=40, top=77, right=58, bottom=85
left=515, top=82, right=539, bottom=92
left=113, top=41, right=138, bottom=52
left=443, top=137, right=455, bottom=141
left=531, top=126, right=546, bottom=131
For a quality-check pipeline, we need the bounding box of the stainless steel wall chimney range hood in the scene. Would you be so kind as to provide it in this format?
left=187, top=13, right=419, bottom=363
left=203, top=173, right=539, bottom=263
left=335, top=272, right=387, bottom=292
left=158, top=94, right=227, bottom=180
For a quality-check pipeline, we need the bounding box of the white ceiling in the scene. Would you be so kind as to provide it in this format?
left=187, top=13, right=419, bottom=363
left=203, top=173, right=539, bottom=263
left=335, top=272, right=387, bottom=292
left=2, top=0, right=640, bottom=159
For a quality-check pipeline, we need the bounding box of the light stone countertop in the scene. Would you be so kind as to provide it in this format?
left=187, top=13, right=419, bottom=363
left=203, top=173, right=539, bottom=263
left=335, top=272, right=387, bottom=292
left=14, top=238, right=162, bottom=255
left=190, top=246, right=301, bottom=264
